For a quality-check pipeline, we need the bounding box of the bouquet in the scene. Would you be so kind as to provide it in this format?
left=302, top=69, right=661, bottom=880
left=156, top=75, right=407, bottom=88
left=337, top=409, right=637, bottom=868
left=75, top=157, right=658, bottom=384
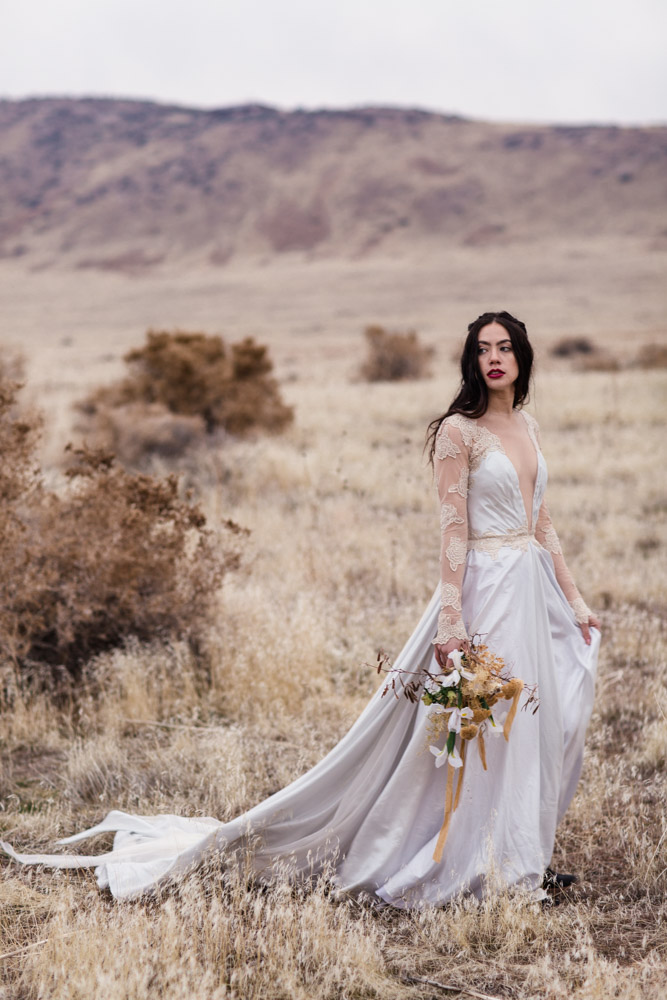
left=379, top=641, right=538, bottom=862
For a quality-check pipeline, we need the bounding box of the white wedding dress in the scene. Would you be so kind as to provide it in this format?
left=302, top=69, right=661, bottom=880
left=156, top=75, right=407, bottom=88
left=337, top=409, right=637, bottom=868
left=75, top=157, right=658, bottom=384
left=2, top=411, right=599, bottom=905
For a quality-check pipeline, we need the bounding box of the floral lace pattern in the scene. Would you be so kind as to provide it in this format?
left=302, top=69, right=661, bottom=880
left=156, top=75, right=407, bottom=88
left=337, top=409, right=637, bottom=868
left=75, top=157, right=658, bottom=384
left=447, top=413, right=504, bottom=474
left=435, top=425, right=462, bottom=460
left=440, top=582, right=462, bottom=612
left=434, top=613, right=469, bottom=644
left=468, top=529, right=538, bottom=560
left=570, top=597, right=592, bottom=624
left=521, top=411, right=541, bottom=452
left=440, top=501, right=465, bottom=532
left=447, top=467, right=469, bottom=499
left=432, top=412, right=594, bottom=648
left=540, top=524, right=562, bottom=555
left=433, top=418, right=470, bottom=644
left=445, top=536, right=467, bottom=572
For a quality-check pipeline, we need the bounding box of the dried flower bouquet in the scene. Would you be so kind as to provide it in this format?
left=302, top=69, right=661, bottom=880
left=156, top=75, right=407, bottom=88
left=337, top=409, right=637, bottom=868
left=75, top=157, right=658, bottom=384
left=379, top=641, right=538, bottom=861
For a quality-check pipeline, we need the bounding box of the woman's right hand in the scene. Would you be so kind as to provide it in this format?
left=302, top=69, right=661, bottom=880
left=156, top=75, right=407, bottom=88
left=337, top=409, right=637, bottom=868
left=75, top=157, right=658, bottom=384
left=434, top=638, right=469, bottom=671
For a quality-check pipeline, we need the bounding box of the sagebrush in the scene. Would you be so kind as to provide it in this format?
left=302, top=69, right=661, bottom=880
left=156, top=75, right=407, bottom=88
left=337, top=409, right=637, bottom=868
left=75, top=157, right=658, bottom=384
left=359, top=325, right=434, bottom=382
left=0, top=378, right=246, bottom=694
left=77, top=330, right=294, bottom=466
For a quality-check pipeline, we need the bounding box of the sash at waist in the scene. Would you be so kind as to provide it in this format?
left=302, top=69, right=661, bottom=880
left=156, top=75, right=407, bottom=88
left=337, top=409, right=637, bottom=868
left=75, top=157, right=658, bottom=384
left=467, top=528, right=538, bottom=559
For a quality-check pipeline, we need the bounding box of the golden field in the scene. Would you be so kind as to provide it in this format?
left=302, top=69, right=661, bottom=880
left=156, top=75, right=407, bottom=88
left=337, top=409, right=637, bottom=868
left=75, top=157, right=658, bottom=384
left=0, top=293, right=666, bottom=1000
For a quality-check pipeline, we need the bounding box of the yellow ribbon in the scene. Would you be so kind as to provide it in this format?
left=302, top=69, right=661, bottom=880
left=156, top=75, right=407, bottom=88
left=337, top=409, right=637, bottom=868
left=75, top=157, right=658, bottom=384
left=433, top=739, right=467, bottom=863
left=433, top=762, right=456, bottom=864
left=478, top=729, right=487, bottom=770
left=503, top=680, right=524, bottom=741
left=453, top=735, right=467, bottom=812
left=432, top=679, right=524, bottom=864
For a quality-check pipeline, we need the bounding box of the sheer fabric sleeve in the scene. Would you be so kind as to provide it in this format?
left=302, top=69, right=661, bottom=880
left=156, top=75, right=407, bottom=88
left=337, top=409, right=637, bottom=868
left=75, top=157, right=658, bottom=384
left=432, top=418, right=470, bottom=646
left=535, top=501, right=592, bottom=624
left=527, top=413, right=592, bottom=625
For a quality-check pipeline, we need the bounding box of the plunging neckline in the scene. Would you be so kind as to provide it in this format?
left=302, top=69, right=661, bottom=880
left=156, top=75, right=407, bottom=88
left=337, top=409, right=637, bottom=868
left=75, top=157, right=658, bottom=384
left=476, top=411, right=540, bottom=532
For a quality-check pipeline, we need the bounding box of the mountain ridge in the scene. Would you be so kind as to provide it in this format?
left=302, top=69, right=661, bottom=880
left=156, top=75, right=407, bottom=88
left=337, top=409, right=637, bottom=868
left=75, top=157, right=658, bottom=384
left=1, top=97, right=665, bottom=272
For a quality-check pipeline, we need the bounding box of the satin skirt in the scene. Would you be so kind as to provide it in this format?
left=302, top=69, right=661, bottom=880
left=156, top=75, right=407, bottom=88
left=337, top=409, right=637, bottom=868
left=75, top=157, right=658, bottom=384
left=2, top=544, right=599, bottom=905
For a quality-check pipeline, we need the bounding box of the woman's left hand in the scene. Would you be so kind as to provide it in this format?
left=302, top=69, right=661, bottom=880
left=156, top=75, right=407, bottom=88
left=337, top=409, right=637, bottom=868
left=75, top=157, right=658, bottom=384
left=579, top=614, right=601, bottom=646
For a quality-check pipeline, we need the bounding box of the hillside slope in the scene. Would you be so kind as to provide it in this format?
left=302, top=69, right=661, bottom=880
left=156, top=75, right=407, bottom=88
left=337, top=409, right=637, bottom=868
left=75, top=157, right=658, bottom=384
left=1, top=98, right=665, bottom=271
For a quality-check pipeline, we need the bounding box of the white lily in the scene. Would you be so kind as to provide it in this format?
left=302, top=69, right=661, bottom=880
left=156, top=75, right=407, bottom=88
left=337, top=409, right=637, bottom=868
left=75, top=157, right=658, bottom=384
left=426, top=703, right=447, bottom=717
left=448, top=649, right=465, bottom=671
left=488, top=709, right=508, bottom=736
left=429, top=743, right=464, bottom=769
left=444, top=705, right=474, bottom=733
left=440, top=669, right=461, bottom=688
left=448, top=648, right=476, bottom=682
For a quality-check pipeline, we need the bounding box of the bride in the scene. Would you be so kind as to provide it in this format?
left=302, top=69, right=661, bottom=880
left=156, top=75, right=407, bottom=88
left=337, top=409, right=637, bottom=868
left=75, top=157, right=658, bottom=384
left=2, top=311, right=600, bottom=906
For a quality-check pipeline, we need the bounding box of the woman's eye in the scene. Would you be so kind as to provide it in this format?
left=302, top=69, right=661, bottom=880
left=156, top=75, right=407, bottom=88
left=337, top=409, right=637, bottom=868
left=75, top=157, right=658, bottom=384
left=501, top=346, right=513, bottom=352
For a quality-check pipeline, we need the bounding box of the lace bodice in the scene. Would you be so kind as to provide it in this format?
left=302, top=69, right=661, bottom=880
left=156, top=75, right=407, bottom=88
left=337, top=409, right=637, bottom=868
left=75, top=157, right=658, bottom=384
left=433, top=411, right=592, bottom=644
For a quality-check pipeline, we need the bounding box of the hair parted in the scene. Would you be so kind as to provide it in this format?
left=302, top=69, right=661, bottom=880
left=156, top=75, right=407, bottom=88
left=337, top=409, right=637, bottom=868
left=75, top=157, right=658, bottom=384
left=426, top=311, right=534, bottom=464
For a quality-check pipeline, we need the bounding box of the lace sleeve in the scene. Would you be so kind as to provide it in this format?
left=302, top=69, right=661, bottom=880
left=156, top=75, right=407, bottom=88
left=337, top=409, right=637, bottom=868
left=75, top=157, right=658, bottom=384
left=432, top=418, right=470, bottom=646
left=527, top=414, right=592, bottom=625
left=535, top=500, right=592, bottom=624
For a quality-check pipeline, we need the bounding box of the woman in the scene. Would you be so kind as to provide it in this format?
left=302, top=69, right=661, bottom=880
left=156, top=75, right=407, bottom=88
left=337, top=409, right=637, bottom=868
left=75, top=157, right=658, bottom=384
left=2, top=311, right=600, bottom=906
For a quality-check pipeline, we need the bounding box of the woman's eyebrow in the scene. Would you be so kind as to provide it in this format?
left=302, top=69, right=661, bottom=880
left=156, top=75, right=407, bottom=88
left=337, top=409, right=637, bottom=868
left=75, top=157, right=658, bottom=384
left=478, top=338, right=512, bottom=346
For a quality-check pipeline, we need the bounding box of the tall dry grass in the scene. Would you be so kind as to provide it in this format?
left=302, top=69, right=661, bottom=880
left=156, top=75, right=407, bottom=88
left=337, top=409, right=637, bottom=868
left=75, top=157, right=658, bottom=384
left=1, top=366, right=666, bottom=998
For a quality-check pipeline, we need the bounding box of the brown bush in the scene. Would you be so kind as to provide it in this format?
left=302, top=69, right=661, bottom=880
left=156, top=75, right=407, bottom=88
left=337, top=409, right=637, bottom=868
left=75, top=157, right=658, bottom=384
left=359, top=324, right=434, bottom=382
left=0, top=379, right=247, bottom=694
left=574, top=352, right=621, bottom=372
left=0, top=377, right=40, bottom=505
left=77, top=331, right=293, bottom=465
left=0, top=349, right=25, bottom=384
left=635, top=342, right=667, bottom=369
left=550, top=336, right=595, bottom=358
left=550, top=335, right=622, bottom=372
left=82, top=402, right=208, bottom=468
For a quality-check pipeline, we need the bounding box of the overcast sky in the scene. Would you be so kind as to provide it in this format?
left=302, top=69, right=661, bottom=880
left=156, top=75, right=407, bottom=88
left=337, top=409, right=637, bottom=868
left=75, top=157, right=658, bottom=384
left=1, top=0, right=665, bottom=125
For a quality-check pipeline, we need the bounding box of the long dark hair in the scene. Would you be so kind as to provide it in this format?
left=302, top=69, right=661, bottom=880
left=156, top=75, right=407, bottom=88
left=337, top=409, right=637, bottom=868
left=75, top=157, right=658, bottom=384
left=426, top=311, right=534, bottom=463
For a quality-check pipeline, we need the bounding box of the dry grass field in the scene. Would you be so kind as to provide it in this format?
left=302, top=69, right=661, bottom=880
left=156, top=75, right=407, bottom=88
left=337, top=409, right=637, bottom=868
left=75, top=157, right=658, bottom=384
left=0, top=300, right=666, bottom=998
left=1, top=95, right=665, bottom=998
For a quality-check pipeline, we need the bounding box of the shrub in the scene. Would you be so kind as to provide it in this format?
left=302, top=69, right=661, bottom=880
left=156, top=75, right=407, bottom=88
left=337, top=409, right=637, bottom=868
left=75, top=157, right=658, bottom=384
left=82, top=402, right=208, bottom=468
left=359, top=324, right=434, bottom=382
left=550, top=335, right=621, bottom=372
left=77, top=330, right=293, bottom=465
left=0, top=378, right=247, bottom=694
left=635, top=342, right=667, bottom=369
left=574, top=352, right=621, bottom=372
left=550, top=336, right=594, bottom=358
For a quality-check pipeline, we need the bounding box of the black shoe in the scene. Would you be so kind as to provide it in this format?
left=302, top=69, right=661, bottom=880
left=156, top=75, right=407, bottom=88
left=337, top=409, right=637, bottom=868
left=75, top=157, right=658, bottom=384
left=540, top=894, right=563, bottom=909
left=543, top=867, right=578, bottom=889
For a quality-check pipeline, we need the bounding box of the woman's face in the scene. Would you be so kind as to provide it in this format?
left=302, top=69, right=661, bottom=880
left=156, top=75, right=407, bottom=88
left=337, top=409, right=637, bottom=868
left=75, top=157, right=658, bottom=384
left=477, top=322, right=519, bottom=391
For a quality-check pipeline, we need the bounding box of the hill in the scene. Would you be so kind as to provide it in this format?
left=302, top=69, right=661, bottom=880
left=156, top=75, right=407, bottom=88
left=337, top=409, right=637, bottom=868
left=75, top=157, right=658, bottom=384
left=1, top=98, right=665, bottom=271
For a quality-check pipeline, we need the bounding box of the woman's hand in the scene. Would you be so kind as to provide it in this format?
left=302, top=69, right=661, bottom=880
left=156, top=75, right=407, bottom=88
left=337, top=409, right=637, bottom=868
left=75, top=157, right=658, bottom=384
left=578, top=614, right=601, bottom=646
left=434, top=637, right=470, bottom=671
